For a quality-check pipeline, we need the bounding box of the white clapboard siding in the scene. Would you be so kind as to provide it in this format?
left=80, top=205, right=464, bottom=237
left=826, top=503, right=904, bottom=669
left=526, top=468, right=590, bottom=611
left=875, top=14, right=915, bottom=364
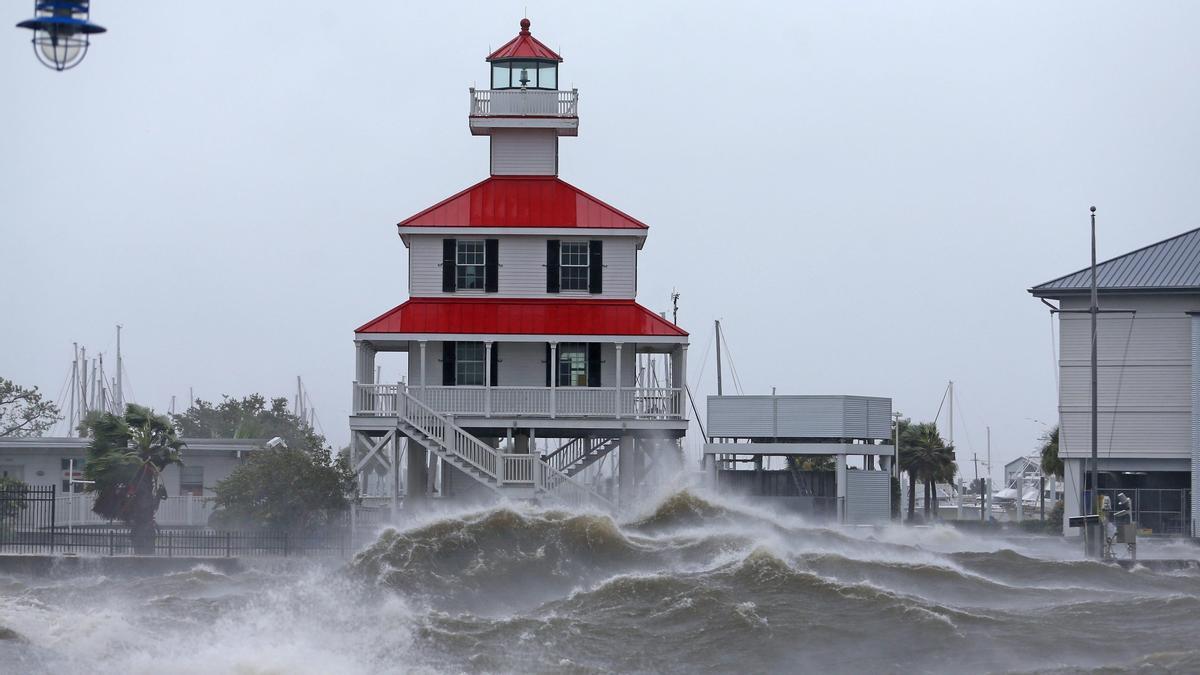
left=1059, top=313, right=1191, bottom=365
left=407, top=341, right=636, bottom=387
left=490, top=129, right=557, bottom=176
left=409, top=235, right=637, bottom=299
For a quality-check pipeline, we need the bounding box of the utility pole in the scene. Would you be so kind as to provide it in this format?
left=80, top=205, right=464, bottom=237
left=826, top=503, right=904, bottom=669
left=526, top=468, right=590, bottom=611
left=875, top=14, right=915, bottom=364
left=972, top=453, right=983, bottom=522
left=1088, top=205, right=1101, bottom=557
left=986, top=425, right=992, bottom=522
left=714, top=320, right=723, bottom=396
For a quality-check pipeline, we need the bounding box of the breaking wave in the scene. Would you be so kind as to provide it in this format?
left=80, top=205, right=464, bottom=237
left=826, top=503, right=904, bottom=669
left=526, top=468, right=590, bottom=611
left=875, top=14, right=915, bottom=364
left=3, top=488, right=1200, bottom=673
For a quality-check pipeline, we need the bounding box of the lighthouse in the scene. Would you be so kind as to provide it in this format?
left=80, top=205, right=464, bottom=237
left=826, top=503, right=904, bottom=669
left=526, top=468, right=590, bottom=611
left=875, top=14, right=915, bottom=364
left=349, top=19, right=689, bottom=512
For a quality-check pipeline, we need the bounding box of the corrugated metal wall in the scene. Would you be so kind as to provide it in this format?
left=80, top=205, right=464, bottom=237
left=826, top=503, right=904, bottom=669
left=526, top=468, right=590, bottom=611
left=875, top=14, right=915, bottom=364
left=490, top=129, right=557, bottom=176
left=707, top=395, right=892, bottom=440
left=1058, top=308, right=1193, bottom=459
left=408, top=235, right=637, bottom=299
left=845, top=470, right=891, bottom=524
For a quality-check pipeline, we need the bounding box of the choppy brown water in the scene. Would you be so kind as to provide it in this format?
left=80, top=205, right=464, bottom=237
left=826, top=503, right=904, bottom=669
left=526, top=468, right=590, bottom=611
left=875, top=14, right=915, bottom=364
left=3, top=490, right=1200, bottom=674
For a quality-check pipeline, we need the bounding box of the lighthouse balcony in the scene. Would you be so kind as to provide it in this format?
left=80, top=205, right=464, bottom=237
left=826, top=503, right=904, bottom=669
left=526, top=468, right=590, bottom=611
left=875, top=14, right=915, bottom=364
left=469, top=88, right=579, bottom=135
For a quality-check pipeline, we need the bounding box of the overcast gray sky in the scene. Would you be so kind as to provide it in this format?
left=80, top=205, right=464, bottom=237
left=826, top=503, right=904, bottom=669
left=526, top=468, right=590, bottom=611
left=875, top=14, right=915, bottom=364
left=3, top=2, right=1198, bottom=481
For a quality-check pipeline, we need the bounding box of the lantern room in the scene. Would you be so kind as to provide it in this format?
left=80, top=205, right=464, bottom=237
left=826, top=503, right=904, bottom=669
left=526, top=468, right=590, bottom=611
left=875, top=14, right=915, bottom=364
left=486, top=18, right=563, bottom=90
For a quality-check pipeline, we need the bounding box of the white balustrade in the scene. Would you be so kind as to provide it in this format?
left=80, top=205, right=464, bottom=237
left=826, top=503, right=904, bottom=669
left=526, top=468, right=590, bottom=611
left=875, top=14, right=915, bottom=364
left=470, top=88, right=578, bottom=117
left=358, top=383, right=682, bottom=421
left=57, top=494, right=214, bottom=527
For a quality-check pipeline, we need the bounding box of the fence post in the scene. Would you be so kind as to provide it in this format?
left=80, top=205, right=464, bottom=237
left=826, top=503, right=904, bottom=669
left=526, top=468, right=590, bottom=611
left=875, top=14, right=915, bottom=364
left=225, top=531, right=232, bottom=558
left=49, top=484, right=56, bottom=554
left=283, top=532, right=289, bottom=558
left=168, top=531, right=173, bottom=558
left=109, top=529, right=115, bottom=556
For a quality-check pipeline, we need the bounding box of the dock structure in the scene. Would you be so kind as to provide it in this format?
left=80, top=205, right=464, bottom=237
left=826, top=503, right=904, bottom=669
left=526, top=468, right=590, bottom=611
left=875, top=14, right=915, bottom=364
left=347, top=18, right=688, bottom=517
left=704, top=395, right=894, bottom=524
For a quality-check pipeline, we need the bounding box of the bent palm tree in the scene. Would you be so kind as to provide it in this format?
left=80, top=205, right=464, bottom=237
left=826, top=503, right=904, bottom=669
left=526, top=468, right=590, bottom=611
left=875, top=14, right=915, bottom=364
left=82, top=405, right=184, bottom=554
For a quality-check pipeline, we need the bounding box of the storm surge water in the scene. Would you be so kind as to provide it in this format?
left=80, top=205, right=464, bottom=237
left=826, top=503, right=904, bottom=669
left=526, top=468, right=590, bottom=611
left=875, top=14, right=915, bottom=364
left=3, top=491, right=1200, bottom=674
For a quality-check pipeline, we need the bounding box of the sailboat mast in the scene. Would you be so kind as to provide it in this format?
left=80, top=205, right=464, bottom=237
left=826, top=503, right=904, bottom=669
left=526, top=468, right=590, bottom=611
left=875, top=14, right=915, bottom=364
left=115, top=324, right=123, bottom=411
left=715, top=320, right=723, bottom=396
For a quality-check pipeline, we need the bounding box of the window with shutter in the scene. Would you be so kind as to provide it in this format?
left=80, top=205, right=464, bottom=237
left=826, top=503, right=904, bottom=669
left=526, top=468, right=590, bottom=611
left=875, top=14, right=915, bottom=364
left=442, top=239, right=457, bottom=292
left=546, top=240, right=560, bottom=293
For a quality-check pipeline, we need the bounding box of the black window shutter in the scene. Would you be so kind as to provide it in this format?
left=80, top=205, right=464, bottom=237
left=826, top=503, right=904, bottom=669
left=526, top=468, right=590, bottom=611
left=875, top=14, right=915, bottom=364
left=442, top=342, right=456, bottom=386
left=545, top=343, right=552, bottom=386
left=588, top=240, right=603, bottom=294
left=442, top=239, right=457, bottom=293
left=485, top=239, right=499, bottom=293
left=490, top=343, right=499, bottom=385
left=587, top=343, right=602, bottom=387
left=546, top=240, right=560, bottom=293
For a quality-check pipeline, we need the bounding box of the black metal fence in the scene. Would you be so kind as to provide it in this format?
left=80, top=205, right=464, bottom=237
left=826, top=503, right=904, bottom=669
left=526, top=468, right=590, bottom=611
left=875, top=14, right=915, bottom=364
left=1, top=484, right=349, bottom=557
left=1083, top=488, right=1192, bottom=536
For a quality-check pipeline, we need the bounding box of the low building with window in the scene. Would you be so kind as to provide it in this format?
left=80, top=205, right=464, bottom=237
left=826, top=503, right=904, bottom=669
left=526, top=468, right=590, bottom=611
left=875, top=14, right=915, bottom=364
left=1030, top=227, right=1200, bottom=536
left=0, top=436, right=262, bottom=526
left=350, top=19, right=688, bottom=510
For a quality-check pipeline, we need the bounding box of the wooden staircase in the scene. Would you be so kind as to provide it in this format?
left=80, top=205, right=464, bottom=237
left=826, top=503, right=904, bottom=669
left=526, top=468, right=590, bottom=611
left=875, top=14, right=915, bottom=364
left=396, top=386, right=614, bottom=511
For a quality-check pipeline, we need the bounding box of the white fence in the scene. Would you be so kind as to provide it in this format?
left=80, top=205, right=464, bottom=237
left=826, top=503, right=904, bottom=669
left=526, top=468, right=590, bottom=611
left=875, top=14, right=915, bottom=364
left=470, top=88, right=578, bottom=117
left=57, top=494, right=215, bottom=527
left=353, top=383, right=684, bottom=420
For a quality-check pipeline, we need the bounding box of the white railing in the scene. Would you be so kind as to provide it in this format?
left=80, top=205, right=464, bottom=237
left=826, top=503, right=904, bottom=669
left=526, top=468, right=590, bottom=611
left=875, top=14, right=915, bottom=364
left=491, top=386, right=552, bottom=415
left=470, top=88, right=578, bottom=117
left=355, top=383, right=684, bottom=420
left=56, top=494, right=215, bottom=527
left=398, top=387, right=497, bottom=478
left=536, top=460, right=615, bottom=512
left=497, top=453, right=534, bottom=485
left=353, top=382, right=399, bottom=415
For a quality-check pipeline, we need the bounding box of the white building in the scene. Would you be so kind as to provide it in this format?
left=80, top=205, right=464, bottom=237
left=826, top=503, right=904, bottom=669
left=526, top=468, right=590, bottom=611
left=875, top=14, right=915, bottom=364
left=1031, top=227, right=1200, bottom=536
left=0, top=436, right=262, bottom=527
left=349, top=19, right=689, bottom=510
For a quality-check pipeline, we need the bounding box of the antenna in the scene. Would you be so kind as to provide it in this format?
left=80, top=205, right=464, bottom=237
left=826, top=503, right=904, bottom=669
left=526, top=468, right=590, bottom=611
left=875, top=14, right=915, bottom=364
left=671, top=289, right=680, bottom=325
left=115, top=324, right=123, bottom=411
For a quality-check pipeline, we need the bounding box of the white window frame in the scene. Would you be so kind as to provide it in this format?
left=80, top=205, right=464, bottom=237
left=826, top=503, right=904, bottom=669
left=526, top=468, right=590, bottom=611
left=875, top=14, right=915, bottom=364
left=558, top=343, right=588, bottom=387
left=456, top=240, right=486, bottom=291
left=560, top=241, right=589, bottom=291
left=456, top=342, right=486, bottom=386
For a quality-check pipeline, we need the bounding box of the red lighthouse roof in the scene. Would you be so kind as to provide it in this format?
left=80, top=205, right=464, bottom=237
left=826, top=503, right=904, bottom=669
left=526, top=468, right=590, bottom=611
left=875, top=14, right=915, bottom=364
left=397, top=176, right=648, bottom=230
left=486, top=18, right=562, bottom=62
left=356, top=298, right=687, bottom=337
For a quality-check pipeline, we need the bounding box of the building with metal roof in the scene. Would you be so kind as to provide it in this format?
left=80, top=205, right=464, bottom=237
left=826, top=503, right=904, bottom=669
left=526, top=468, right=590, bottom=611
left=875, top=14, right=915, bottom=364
left=1031, top=227, right=1200, bottom=296
left=1029, top=227, right=1200, bottom=537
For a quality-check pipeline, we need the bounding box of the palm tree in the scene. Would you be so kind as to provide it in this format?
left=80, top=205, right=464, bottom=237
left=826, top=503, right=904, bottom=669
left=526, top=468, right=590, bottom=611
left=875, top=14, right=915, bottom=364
left=1039, top=426, right=1062, bottom=479
left=81, top=405, right=184, bottom=554
left=898, top=421, right=955, bottom=521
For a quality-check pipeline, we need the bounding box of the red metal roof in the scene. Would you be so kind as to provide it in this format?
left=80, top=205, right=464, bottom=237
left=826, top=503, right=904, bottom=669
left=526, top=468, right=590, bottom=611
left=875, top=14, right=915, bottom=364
left=398, top=176, right=649, bottom=230
left=487, top=18, right=562, bottom=62
left=356, top=298, right=687, bottom=337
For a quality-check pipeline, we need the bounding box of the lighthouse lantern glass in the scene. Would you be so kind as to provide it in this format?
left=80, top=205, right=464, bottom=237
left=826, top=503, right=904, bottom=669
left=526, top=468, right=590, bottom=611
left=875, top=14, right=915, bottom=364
left=490, top=60, right=558, bottom=90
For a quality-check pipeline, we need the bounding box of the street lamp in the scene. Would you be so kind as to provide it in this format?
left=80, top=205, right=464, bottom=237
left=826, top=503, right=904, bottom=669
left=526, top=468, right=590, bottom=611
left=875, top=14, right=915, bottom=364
left=15, top=1, right=106, bottom=72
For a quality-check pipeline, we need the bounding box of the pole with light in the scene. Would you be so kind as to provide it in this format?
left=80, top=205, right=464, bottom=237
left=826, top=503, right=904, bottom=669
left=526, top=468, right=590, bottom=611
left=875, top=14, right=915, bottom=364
left=15, top=1, right=106, bottom=71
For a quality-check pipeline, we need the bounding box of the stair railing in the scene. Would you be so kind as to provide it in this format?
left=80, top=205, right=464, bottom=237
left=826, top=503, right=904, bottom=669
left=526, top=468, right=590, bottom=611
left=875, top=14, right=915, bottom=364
left=398, top=385, right=498, bottom=478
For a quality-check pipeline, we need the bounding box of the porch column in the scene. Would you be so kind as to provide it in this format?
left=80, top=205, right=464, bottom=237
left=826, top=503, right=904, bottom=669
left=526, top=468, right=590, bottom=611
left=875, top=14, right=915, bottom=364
left=405, top=442, right=428, bottom=508
left=618, top=434, right=636, bottom=509
left=614, top=343, right=623, bottom=419
left=673, top=344, right=688, bottom=418
left=550, top=342, right=557, bottom=419
left=836, top=454, right=848, bottom=524
left=355, top=341, right=377, bottom=383
left=419, top=340, right=428, bottom=396
left=1064, top=458, right=1083, bottom=537
left=485, top=341, right=493, bottom=417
